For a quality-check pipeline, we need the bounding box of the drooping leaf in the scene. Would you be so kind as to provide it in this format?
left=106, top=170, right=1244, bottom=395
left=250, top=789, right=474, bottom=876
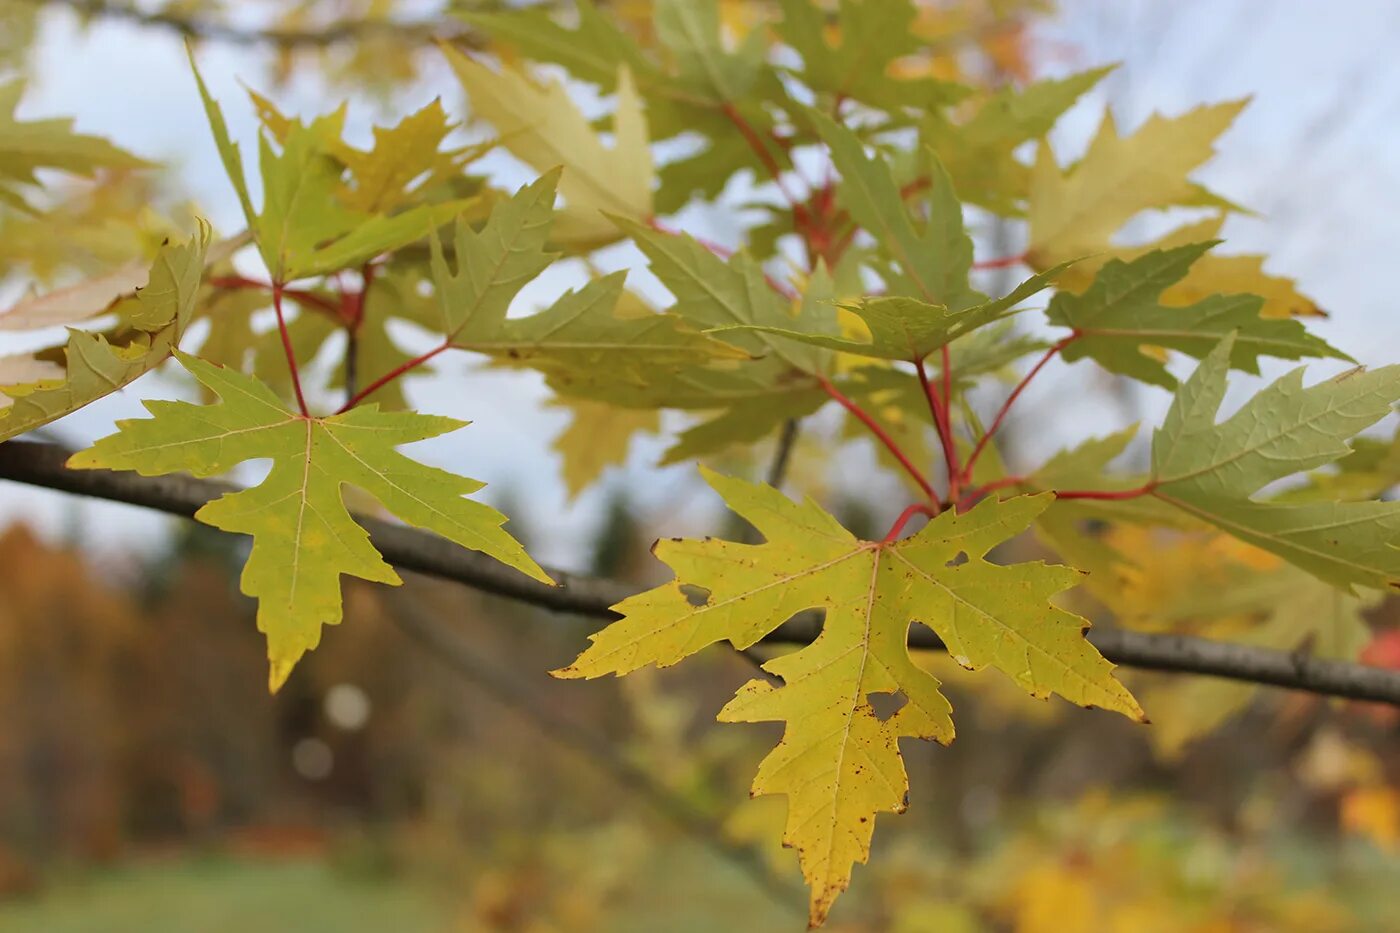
left=557, top=470, right=1141, bottom=924
left=1047, top=243, right=1348, bottom=388
left=1150, top=336, right=1400, bottom=590
left=0, top=223, right=210, bottom=441
left=442, top=45, right=654, bottom=250
left=0, top=258, right=147, bottom=330
left=70, top=352, right=551, bottom=690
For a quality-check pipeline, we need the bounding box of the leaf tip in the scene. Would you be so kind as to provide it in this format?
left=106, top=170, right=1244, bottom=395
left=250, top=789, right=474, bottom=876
left=267, top=658, right=295, bottom=694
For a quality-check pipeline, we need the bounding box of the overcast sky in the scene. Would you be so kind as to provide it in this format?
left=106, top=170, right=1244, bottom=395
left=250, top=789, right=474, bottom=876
left=4, top=0, right=1400, bottom=571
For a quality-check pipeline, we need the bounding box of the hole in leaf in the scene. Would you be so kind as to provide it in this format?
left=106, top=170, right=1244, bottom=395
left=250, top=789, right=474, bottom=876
left=867, top=692, right=907, bottom=721
left=679, top=583, right=710, bottom=607
left=945, top=551, right=969, bottom=568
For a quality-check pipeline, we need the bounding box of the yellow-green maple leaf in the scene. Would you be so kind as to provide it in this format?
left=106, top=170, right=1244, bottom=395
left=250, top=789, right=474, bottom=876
left=0, top=222, right=210, bottom=441
left=443, top=45, right=653, bottom=251
left=70, top=351, right=551, bottom=690
left=1027, top=100, right=1246, bottom=268
left=0, top=79, right=150, bottom=208
left=556, top=469, right=1141, bottom=925
left=191, top=52, right=471, bottom=281
left=550, top=398, right=659, bottom=498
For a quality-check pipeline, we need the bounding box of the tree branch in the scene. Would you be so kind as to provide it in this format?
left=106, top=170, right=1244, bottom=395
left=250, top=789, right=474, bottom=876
left=18, top=0, right=482, bottom=49
left=2, top=440, right=1399, bottom=707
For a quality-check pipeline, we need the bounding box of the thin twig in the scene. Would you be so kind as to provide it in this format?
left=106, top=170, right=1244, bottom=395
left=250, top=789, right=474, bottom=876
left=765, top=419, right=801, bottom=491
left=3, top=441, right=1400, bottom=706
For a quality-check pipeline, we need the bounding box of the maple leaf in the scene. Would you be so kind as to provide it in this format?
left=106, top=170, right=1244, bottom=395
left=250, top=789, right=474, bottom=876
left=0, top=223, right=210, bottom=442
left=442, top=45, right=653, bottom=251
left=1027, top=100, right=1247, bottom=267
left=726, top=272, right=1066, bottom=363
left=460, top=0, right=658, bottom=91
left=922, top=67, right=1111, bottom=214
left=1047, top=242, right=1348, bottom=388
left=812, top=112, right=981, bottom=309
left=776, top=0, right=965, bottom=113
left=1150, top=336, right=1400, bottom=590
left=191, top=52, right=468, bottom=281
left=426, top=174, right=740, bottom=378
left=0, top=259, right=148, bottom=331
left=0, top=79, right=150, bottom=209
left=70, top=352, right=551, bottom=691
left=617, top=218, right=831, bottom=372
left=1055, top=214, right=1325, bottom=320
left=550, top=399, right=659, bottom=499
left=556, top=470, right=1141, bottom=924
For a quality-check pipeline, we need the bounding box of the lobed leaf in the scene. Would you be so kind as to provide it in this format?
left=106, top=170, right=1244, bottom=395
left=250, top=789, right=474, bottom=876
left=71, top=352, right=550, bottom=690
left=558, top=471, right=1139, bottom=924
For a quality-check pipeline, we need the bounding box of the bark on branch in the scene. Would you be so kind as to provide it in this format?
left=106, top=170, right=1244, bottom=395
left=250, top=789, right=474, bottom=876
left=2, top=440, right=1398, bottom=707
left=17, top=0, right=481, bottom=49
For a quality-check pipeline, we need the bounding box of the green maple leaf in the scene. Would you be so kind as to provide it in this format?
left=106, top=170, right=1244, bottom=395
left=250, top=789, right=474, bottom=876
left=920, top=67, right=1111, bottom=214
left=617, top=218, right=833, bottom=372
left=722, top=269, right=1067, bottom=363
left=811, top=112, right=980, bottom=309
left=778, top=0, right=965, bottom=113
left=557, top=470, right=1141, bottom=925
left=0, top=224, right=210, bottom=441
left=655, top=0, right=768, bottom=102
left=1150, top=336, right=1400, bottom=590
left=70, top=352, right=550, bottom=690
left=0, top=79, right=151, bottom=208
left=1048, top=242, right=1347, bottom=388
left=426, top=174, right=739, bottom=378
left=460, top=0, right=657, bottom=91
left=191, top=52, right=466, bottom=281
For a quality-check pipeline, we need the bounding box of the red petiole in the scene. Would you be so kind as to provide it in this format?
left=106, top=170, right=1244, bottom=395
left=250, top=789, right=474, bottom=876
left=818, top=375, right=940, bottom=508
left=337, top=341, right=451, bottom=414
left=962, top=332, right=1079, bottom=483
left=972, top=253, right=1027, bottom=270
left=270, top=283, right=310, bottom=417
left=882, top=502, right=937, bottom=543
left=209, top=275, right=343, bottom=320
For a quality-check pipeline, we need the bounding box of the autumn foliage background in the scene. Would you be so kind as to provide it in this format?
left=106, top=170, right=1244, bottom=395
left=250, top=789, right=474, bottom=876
left=0, top=1, right=1399, bottom=931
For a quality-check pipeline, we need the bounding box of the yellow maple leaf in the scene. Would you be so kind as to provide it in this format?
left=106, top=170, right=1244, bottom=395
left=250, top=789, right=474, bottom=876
left=1027, top=101, right=1246, bottom=267
left=557, top=469, right=1140, bottom=925
left=443, top=46, right=654, bottom=251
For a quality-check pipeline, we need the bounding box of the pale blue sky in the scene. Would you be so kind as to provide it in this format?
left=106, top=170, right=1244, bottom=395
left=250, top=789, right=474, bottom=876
left=4, top=0, right=1400, bottom=569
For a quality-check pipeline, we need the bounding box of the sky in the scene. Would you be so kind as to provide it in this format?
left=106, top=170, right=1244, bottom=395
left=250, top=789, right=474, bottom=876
left=4, top=0, right=1400, bottom=571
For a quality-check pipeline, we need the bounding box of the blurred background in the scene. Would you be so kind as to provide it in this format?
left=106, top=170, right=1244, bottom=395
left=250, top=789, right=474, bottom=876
left=1, top=1, right=1399, bottom=930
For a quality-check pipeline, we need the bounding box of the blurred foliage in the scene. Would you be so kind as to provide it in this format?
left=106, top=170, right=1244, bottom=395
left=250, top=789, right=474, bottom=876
left=0, top=519, right=1395, bottom=929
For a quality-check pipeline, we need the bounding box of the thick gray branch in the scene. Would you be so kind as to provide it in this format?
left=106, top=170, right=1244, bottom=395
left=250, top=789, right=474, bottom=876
left=2, top=440, right=1399, bottom=707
